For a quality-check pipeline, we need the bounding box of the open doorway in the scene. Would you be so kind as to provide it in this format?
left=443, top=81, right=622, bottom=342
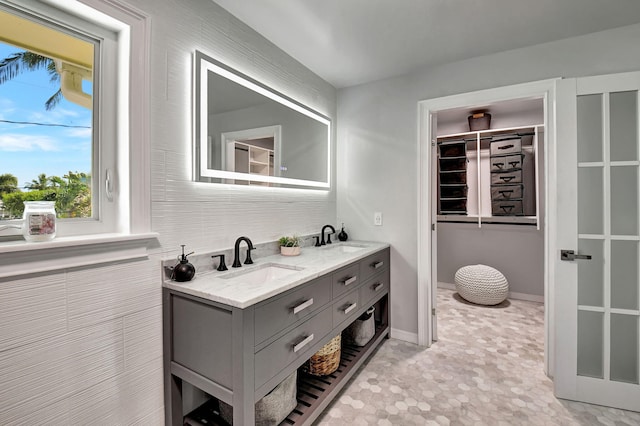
left=417, top=79, right=556, bottom=377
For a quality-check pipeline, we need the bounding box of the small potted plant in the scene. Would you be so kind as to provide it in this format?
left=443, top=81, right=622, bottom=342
left=279, top=235, right=301, bottom=256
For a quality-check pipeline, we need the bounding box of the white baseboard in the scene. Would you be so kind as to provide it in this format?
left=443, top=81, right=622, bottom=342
left=507, top=291, right=544, bottom=303
left=437, top=281, right=544, bottom=303
left=390, top=328, right=418, bottom=344
left=437, top=281, right=456, bottom=291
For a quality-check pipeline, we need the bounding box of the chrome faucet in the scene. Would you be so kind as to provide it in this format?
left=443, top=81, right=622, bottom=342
left=320, top=225, right=336, bottom=245
left=232, top=236, right=255, bottom=267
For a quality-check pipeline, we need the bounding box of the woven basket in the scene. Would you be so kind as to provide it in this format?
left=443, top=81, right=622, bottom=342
left=302, top=334, right=341, bottom=376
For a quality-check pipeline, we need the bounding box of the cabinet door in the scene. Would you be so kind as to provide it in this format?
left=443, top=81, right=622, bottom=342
left=172, top=295, right=234, bottom=389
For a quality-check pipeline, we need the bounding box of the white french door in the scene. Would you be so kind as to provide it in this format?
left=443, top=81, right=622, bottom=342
left=555, top=72, right=640, bottom=411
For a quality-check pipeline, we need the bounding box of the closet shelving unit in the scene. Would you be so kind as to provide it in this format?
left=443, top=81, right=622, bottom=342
left=438, top=140, right=468, bottom=215
left=436, top=124, right=543, bottom=229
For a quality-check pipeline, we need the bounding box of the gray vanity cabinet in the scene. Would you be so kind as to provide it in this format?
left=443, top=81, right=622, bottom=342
left=163, top=247, right=390, bottom=425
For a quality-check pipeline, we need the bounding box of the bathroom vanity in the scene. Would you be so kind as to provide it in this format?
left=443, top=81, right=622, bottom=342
left=162, top=241, right=390, bottom=425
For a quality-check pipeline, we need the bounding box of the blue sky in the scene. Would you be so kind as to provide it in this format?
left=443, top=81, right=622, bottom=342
left=0, top=42, right=92, bottom=189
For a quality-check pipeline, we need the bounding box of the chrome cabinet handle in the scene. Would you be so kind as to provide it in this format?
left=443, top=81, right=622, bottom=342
left=292, top=298, right=314, bottom=315
left=343, top=276, right=357, bottom=286
left=373, top=283, right=384, bottom=292
left=293, top=334, right=314, bottom=353
left=373, top=261, right=384, bottom=269
left=343, top=303, right=357, bottom=315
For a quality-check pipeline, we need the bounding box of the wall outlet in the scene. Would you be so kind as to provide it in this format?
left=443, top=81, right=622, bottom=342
left=374, top=212, right=383, bottom=226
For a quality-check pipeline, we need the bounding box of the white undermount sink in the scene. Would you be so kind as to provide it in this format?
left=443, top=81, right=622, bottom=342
left=220, top=263, right=303, bottom=285
left=321, top=243, right=367, bottom=253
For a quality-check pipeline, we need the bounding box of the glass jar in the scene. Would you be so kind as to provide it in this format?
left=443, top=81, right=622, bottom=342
left=22, top=201, right=57, bottom=242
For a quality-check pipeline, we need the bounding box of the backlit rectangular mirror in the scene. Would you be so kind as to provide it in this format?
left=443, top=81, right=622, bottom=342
left=194, top=50, right=331, bottom=188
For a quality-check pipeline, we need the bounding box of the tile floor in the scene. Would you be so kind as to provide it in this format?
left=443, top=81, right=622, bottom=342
left=315, top=288, right=640, bottom=425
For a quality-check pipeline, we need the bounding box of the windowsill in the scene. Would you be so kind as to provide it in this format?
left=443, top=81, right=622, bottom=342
left=0, top=232, right=159, bottom=278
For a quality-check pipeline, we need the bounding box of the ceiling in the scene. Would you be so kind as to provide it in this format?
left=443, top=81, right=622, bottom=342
left=212, top=0, right=640, bottom=88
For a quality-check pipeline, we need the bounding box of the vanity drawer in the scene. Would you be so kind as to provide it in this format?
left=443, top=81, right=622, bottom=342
left=492, top=200, right=524, bottom=216
left=254, top=274, right=332, bottom=345
left=491, top=154, right=523, bottom=171
left=491, top=184, right=523, bottom=201
left=332, top=263, right=360, bottom=298
left=490, top=137, right=522, bottom=156
left=332, top=288, right=360, bottom=328
left=254, top=307, right=332, bottom=389
left=360, top=272, right=389, bottom=307
left=491, top=170, right=522, bottom=185
left=359, top=248, right=390, bottom=283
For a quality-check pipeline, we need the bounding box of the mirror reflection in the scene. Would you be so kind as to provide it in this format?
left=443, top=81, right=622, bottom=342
left=194, top=51, right=331, bottom=188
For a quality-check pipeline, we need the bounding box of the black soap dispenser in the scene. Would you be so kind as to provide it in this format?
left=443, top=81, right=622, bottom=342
left=338, top=223, right=348, bottom=242
left=172, top=245, right=195, bottom=282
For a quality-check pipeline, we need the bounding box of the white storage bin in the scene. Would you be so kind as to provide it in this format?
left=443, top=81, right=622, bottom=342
left=343, top=306, right=375, bottom=347
left=219, top=370, right=297, bottom=425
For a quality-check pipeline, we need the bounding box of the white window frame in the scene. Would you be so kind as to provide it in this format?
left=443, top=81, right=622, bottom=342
left=0, top=0, right=154, bottom=277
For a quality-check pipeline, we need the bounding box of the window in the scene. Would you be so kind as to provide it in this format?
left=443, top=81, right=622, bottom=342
left=0, top=0, right=136, bottom=239
left=0, top=6, right=97, bottom=224
left=0, top=0, right=152, bottom=274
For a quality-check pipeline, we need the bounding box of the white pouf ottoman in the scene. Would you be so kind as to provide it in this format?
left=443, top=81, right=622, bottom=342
left=454, top=264, right=509, bottom=305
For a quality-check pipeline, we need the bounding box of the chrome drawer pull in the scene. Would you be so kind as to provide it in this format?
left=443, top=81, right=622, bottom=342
left=292, top=298, right=314, bottom=315
left=373, top=261, right=384, bottom=269
left=373, top=283, right=384, bottom=292
left=343, top=303, right=357, bottom=315
left=343, top=276, right=357, bottom=286
left=293, top=334, right=314, bottom=353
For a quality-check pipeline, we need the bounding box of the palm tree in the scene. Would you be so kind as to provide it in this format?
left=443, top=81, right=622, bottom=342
left=25, top=173, right=51, bottom=190
left=0, top=173, right=19, bottom=195
left=56, top=171, right=91, bottom=218
left=0, top=50, right=62, bottom=110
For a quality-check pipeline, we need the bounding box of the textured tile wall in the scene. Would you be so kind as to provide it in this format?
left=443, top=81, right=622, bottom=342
left=0, top=0, right=337, bottom=423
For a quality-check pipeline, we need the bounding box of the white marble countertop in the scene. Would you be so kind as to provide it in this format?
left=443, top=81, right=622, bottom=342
left=163, top=240, right=389, bottom=309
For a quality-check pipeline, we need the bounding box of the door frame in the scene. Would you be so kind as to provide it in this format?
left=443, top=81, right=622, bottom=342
left=417, top=79, right=557, bottom=376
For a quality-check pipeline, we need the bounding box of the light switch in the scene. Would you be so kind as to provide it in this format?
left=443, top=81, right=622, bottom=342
left=374, top=212, right=382, bottom=226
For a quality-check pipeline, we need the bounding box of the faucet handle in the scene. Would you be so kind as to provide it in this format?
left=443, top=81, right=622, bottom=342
left=212, top=254, right=228, bottom=271
left=314, top=236, right=321, bottom=247
left=326, top=233, right=333, bottom=244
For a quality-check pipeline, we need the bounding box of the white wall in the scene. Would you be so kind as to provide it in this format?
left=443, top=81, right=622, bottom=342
left=0, top=0, right=336, bottom=423
left=437, top=223, right=545, bottom=296
left=336, top=23, right=640, bottom=337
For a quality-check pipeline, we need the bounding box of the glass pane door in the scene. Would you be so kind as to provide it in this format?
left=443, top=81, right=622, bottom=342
left=576, top=90, right=640, bottom=385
